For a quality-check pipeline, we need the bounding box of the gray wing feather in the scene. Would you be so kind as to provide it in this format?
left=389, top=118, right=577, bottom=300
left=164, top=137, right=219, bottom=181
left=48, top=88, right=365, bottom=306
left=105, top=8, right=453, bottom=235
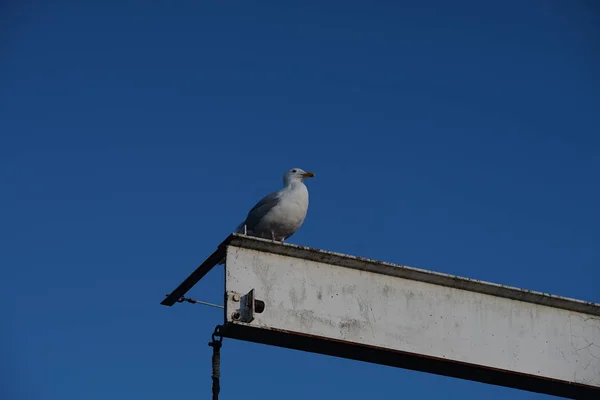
left=236, top=191, right=281, bottom=233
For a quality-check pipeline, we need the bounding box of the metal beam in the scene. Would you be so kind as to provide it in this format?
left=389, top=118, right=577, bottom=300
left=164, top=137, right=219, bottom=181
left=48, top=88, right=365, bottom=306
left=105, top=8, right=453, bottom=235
left=160, top=234, right=600, bottom=398
left=161, top=246, right=225, bottom=306
left=221, top=235, right=600, bottom=399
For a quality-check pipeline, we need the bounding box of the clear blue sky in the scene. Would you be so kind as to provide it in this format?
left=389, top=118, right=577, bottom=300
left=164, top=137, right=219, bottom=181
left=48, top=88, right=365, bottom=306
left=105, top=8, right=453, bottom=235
left=2, top=1, right=599, bottom=399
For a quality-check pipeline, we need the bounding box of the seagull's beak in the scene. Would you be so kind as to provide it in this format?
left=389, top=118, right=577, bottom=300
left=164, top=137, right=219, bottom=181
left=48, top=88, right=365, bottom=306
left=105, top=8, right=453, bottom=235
left=302, top=171, right=315, bottom=178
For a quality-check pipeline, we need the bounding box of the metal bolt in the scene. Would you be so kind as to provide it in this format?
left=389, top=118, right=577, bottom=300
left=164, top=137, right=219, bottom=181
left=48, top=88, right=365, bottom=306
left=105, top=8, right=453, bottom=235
left=232, top=293, right=240, bottom=302
left=232, top=311, right=241, bottom=321
left=254, top=299, right=265, bottom=313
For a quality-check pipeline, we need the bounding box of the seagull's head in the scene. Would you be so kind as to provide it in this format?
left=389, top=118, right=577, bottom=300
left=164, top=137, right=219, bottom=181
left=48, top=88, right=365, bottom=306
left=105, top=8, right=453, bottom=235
left=283, top=168, right=315, bottom=186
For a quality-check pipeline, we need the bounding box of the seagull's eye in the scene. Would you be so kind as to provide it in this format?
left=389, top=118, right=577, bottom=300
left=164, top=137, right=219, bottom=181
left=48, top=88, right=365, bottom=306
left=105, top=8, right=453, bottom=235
left=292, top=169, right=297, bottom=173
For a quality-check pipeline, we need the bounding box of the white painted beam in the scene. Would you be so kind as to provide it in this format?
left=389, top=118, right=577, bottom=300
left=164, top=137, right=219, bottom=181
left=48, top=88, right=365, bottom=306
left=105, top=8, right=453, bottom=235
left=220, top=234, right=600, bottom=399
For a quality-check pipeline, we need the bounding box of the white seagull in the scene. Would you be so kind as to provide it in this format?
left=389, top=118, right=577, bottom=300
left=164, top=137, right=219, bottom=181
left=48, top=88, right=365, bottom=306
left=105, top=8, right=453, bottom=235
left=234, top=167, right=315, bottom=242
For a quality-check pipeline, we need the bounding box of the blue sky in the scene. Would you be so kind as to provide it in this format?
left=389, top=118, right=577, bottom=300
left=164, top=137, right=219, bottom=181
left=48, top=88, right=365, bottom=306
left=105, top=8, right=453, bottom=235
left=2, top=1, right=599, bottom=399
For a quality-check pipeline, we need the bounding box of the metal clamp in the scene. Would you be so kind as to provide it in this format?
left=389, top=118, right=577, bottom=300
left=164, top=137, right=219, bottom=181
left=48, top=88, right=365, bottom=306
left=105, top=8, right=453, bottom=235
left=228, top=289, right=265, bottom=323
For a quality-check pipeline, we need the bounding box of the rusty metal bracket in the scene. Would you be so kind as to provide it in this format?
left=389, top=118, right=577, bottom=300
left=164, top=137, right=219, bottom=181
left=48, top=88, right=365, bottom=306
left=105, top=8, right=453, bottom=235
left=228, top=289, right=265, bottom=323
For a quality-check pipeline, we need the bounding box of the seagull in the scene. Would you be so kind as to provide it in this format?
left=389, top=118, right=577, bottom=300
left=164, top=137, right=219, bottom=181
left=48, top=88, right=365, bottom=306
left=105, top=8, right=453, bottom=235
left=234, top=167, right=315, bottom=242
left=217, top=168, right=314, bottom=265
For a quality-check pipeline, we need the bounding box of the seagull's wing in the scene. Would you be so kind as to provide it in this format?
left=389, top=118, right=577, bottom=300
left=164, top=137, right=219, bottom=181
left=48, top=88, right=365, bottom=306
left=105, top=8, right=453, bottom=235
left=236, top=191, right=282, bottom=233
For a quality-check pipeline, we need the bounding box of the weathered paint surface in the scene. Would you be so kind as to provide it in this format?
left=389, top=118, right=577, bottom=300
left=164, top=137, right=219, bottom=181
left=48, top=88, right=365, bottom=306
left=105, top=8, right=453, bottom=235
left=225, top=245, right=600, bottom=389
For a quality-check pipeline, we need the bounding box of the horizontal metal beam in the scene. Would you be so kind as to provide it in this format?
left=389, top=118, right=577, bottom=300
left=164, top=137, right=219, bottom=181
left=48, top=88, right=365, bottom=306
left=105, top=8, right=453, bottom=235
left=221, top=236, right=600, bottom=399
